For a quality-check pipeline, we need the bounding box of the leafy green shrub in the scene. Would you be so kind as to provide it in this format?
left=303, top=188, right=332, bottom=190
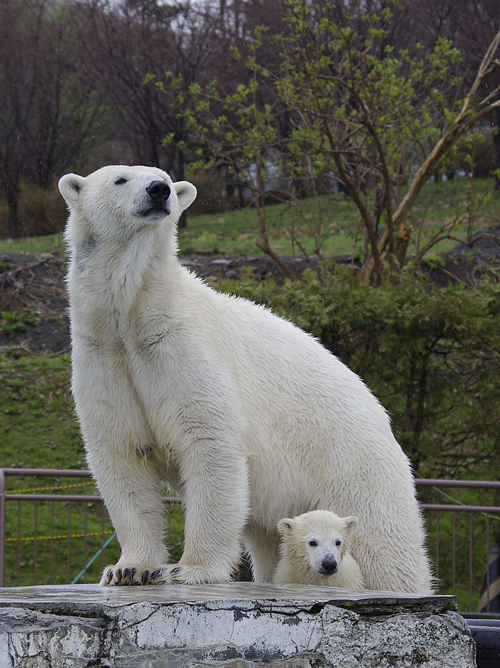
left=220, top=267, right=500, bottom=479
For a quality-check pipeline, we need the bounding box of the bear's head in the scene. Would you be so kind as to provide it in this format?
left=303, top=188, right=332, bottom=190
left=277, top=510, right=359, bottom=578
left=59, top=165, right=197, bottom=247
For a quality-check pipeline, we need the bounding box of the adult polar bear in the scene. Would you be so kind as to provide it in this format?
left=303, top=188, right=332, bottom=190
left=59, top=164, right=433, bottom=594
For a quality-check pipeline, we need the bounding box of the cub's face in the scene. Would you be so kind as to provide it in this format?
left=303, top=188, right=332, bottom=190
left=59, top=165, right=197, bottom=243
left=278, top=511, right=358, bottom=578
left=302, top=529, right=344, bottom=577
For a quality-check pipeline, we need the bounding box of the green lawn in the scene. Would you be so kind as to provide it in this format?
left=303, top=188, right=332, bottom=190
left=1, top=178, right=497, bottom=259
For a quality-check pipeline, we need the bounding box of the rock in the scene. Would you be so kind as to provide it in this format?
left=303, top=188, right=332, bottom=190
left=0, top=583, right=476, bottom=667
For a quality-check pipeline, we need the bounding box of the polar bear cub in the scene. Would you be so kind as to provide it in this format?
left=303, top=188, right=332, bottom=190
left=273, top=511, right=366, bottom=588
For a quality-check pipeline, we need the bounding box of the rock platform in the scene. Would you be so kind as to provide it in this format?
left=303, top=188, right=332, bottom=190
left=0, top=583, right=476, bottom=667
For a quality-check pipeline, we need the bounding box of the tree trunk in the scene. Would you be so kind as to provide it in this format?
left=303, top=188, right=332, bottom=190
left=493, top=106, right=500, bottom=191
left=7, top=195, right=18, bottom=236
left=3, top=175, right=20, bottom=237
left=394, top=224, right=411, bottom=270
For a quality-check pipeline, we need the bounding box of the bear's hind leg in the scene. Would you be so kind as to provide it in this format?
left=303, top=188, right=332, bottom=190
left=244, top=524, right=281, bottom=582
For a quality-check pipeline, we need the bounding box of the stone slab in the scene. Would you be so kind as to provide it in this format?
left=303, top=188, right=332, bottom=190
left=0, top=583, right=476, bottom=667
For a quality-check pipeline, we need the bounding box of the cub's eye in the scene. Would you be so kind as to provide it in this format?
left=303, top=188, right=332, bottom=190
left=115, top=178, right=127, bottom=185
left=335, top=540, right=342, bottom=546
left=308, top=539, right=318, bottom=547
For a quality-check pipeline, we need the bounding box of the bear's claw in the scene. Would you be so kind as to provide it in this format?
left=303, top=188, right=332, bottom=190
left=100, top=565, right=149, bottom=586
left=148, top=567, right=173, bottom=584
left=100, top=563, right=233, bottom=586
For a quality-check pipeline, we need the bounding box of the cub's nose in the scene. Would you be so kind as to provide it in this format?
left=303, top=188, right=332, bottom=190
left=319, top=557, right=338, bottom=576
left=147, top=180, right=171, bottom=204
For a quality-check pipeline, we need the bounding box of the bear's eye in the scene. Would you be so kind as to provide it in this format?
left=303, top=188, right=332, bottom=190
left=335, top=540, right=342, bottom=546
left=115, top=178, right=128, bottom=185
left=308, top=539, right=318, bottom=547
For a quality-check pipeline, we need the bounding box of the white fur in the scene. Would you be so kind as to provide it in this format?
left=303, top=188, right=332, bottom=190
left=59, top=164, right=433, bottom=593
left=273, top=511, right=365, bottom=588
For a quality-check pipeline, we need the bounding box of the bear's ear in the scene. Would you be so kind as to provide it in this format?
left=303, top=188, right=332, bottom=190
left=174, top=181, right=197, bottom=212
left=277, top=518, right=294, bottom=537
left=58, top=174, right=86, bottom=209
left=342, top=516, right=359, bottom=536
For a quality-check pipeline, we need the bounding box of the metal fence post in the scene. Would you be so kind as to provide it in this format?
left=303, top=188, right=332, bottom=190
left=0, top=469, right=5, bottom=587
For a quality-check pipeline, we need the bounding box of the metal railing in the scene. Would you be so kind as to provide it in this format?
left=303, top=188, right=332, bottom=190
left=417, top=478, right=500, bottom=614
left=1, top=469, right=499, bottom=613
left=0, top=468, right=181, bottom=588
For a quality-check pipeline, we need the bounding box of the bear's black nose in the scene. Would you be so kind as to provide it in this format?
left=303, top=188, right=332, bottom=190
left=319, top=557, right=338, bottom=575
left=147, top=181, right=171, bottom=204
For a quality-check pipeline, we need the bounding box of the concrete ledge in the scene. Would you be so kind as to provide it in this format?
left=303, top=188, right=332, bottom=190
left=0, top=583, right=476, bottom=667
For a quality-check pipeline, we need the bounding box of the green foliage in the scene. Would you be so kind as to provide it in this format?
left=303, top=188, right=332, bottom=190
left=219, top=268, right=500, bottom=479
left=173, top=0, right=500, bottom=281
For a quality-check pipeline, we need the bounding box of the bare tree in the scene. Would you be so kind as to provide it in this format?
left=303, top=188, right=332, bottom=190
left=0, top=0, right=108, bottom=235
left=83, top=0, right=220, bottom=183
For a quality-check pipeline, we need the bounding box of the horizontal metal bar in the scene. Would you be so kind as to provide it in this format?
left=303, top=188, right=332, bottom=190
left=2, top=494, right=181, bottom=504
left=416, top=479, right=500, bottom=489
left=4, top=471, right=498, bottom=488
left=1, top=469, right=92, bottom=478
left=421, top=504, right=500, bottom=513
left=4, top=497, right=496, bottom=512
left=4, top=495, right=103, bottom=502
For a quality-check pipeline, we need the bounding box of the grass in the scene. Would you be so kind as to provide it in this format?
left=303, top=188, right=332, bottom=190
left=0, top=177, right=498, bottom=259
left=0, top=232, right=66, bottom=255
left=0, top=352, right=82, bottom=469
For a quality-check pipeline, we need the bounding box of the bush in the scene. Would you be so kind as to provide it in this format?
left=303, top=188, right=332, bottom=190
left=0, top=181, right=67, bottom=239
left=455, top=130, right=497, bottom=178
left=187, top=171, right=228, bottom=216
left=219, top=267, right=500, bottom=479
left=187, top=170, right=250, bottom=216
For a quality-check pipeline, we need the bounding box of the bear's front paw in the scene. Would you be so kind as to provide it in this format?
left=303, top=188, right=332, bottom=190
left=99, top=565, right=150, bottom=586
left=147, top=564, right=232, bottom=585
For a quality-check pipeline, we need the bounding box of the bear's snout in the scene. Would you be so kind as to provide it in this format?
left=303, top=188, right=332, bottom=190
left=318, top=556, right=338, bottom=576
left=146, top=180, right=171, bottom=208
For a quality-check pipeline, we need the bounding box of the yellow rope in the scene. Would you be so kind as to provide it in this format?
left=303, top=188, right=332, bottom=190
left=5, top=481, right=96, bottom=494
left=5, top=531, right=114, bottom=542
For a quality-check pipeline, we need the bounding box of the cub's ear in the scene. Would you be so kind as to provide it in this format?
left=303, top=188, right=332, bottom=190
left=58, top=174, right=86, bottom=209
left=174, top=181, right=197, bottom=212
left=342, top=516, right=359, bottom=536
left=277, top=518, right=294, bottom=537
